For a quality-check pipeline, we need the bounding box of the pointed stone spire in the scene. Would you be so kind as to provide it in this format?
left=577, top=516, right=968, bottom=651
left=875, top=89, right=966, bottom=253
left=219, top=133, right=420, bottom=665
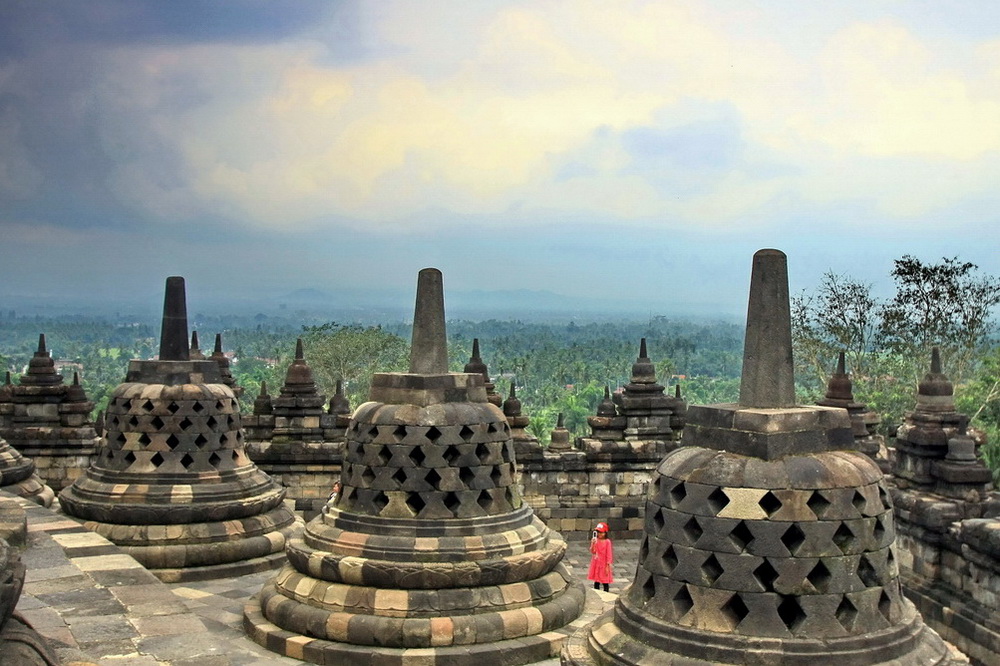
left=279, top=339, right=318, bottom=397
left=23, top=333, right=62, bottom=386
left=502, top=382, right=522, bottom=418
left=210, top=333, right=240, bottom=395
left=158, top=276, right=189, bottom=362
left=253, top=381, right=273, bottom=415
left=917, top=346, right=955, bottom=411
left=189, top=331, right=205, bottom=360
left=409, top=268, right=448, bottom=374
left=464, top=338, right=488, bottom=379
left=824, top=351, right=854, bottom=402
left=549, top=412, right=572, bottom=450
left=739, top=248, right=795, bottom=408
left=596, top=385, right=616, bottom=416
left=328, top=380, right=351, bottom=416
left=65, top=371, right=87, bottom=403
left=630, top=338, right=657, bottom=384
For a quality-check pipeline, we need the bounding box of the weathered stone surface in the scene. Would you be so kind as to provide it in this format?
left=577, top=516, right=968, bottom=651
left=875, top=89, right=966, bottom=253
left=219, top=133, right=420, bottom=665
left=246, top=269, right=585, bottom=665
left=563, top=249, right=963, bottom=665
left=59, top=277, right=300, bottom=582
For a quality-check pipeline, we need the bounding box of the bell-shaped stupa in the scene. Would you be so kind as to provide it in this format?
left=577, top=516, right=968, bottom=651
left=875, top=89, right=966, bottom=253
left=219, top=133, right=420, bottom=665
left=59, top=277, right=300, bottom=582
left=245, top=268, right=586, bottom=664
left=563, top=249, right=963, bottom=665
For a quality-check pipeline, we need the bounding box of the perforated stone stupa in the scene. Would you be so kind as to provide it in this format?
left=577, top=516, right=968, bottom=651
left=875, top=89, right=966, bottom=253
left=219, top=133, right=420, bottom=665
left=562, top=249, right=963, bottom=665
left=817, top=352, right=889, bottom=472
left=245, top=268, right=586, bottom=665
left=59, top=276, right=300, bottom=582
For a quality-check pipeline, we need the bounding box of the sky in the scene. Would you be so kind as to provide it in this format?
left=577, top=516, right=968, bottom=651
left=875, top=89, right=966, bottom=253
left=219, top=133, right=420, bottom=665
left=2, top=1, right=1000, bottom=317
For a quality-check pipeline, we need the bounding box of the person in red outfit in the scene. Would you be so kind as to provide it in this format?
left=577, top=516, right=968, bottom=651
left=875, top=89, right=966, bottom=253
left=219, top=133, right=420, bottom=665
left=588, top=522, right=613, bottom=592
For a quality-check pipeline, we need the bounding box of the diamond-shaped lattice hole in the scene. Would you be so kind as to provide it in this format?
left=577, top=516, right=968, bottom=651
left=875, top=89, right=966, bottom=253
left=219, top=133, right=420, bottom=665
left=836, top=596, right=858, bottom=630
left=150, top=452, right=164, bottom=468
left=501, top=442, right=513, bottom=462
left=425, top=468, right=441, bottom=489
left=376, top=445, right=391, bottom=466
left=180, top=453, right=194, bottom=468
left=683, top=516, right=703, bottom=544
left=166, top=434, right=180, bottom=450
left=707, top=487, right=730, bottom=514
left=115, top=432, right=127, bottom=445
left=652, top=508, right=665, bottom=534
left=857, top=555, right=879, bottom=587
left=206, top=415, right=218, bottom=429
left=672, top=585, right=694, bottom=619
left=701, top=553, right=724, bottom=585
left=220, top=433, right=229, bottom=445
left=121, top=399, right=132, bottom=411
left=178, top=417, right=192, bottom=431
left=662, top=544, right=678, bottom=574
left=362, top=467, right=376, bottom=486
left=167, top=401, right=180, bottom=414
left=878, top=590, right=892, bottom=621
left=753, top=559, right=779, bottom=591
left=759, top=491, right=782, bottom=517
left=780, top=524, right=806, bottom=555
left=638, top=539, right=649, bottom=564
left=209, top=452, right=222, bottom=466
left=393, top=425, right=407, bottom=442
left=460, top=466, right=476, bottom=488
left=129, top=416, right=139, bottom=428
left=138, top=433, right=151, bottom=446
left=669, top=481, right=687, bottom=508
left=777, top=596, right=806, bottom=633
left=409, top=446, right=426, bottom=466
left=443, top=445, right=460, bottom=465
left=730, top=520, right=754, bottom=552
left=367, top=426, right=379, bottom=439
left=123, top=451, right=136, bottom=465
left=807, top=561, right=832, bottom=593
left=873, top=517, right=886, bottom=543
left=231, top=450, right=240, bottom=461
left=141, top=400, right=155, bottom=412
left=487, top=422, right=498, bottom=434
left=490, top=466, right=503, bottom=486
left=150, top=415, right=165, bottom=429
left=426, top=426, right=442, bottom=443
left=227, top=415, right=236, bottom=428
left=405, top=493, right=426, bottom=516
left=879, top=485, right=891, bottom=508
left=192, top=401, right=204, bottom=413
left=722, top=593, right=749, bottom=629
left=478, top=490, right=492, bottom=511
left=195, top=434, right=208, bottom=448
left=853, top=490, right=867, bottom=514
left=460, top=425, right=475, bottom=442
left=807, top=491, right=831, bottom=519
left=443, top=492, right=461, bottom=514
left=475, top=442, right=491, bottom=463
left=392, top=468, right=408, bottom=487
left=887, top=547, right=896, bottom=569
left=215, top=400, right=225, bottom=410
left=373, top=491, right=389, bottom=513
left=640, top=573, right=656, bottom=602
left=833, top=523, right=855, bottom=554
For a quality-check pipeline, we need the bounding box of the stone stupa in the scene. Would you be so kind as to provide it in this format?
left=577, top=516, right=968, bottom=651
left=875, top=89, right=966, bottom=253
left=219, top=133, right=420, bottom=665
left=59, top=277, right=300, bottom=582
left=245, top=268, right=587, bottom=665
left=562, top=249, right=964, bottom=665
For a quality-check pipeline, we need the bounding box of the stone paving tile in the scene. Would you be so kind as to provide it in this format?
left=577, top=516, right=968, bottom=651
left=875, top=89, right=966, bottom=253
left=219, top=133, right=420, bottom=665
left=12, top=496, right=639, bottom=665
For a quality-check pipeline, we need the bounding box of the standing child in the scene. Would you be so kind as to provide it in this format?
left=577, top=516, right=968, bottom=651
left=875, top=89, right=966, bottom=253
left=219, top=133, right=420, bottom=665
left=588, top=522, right=613, bottom=592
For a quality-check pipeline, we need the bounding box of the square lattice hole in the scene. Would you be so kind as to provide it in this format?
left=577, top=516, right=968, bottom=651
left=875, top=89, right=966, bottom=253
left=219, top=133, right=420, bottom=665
left=444, top=492, right=460, bottom=514
left=166, top=434, right=180, bottom=450
left=426, top=426, right=442, bottom=443
left=425, top=469, right=441, bottom=489
left=852, top=490, right=867, bottom=514
left=405, top=493, right=426, bottom=516
left=477, top=490, right=492, bottom=511
left=669, top=482, right=687, bottom=508
left=167, top=402, right=180, bottom=414
left=150, top=416, right=165, bottom=430
left=180, top=453, right=194, bottom=468
left=392, top=468, right=408, bottom=487
left=652, top=508, right=665, bottom=534
left=475, top=442, right=491, bottom=463
left=460, top=425, right=475, bottom=441
left=393, top=425, right=407, bottom=442
left=150, top=452, right=164, bottom=467
left=178, top=417, right=192, bottom=431
left=138, top=433, right=151, bottom=446
left=443, top=445, right=460, bottom=465
left=807, top=561, right=831, bottom=593
left=408, top=447, right=426, bottom=466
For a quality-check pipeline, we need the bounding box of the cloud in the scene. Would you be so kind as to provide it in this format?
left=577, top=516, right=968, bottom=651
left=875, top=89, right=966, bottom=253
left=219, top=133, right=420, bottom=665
left=4, top=0, right=1000, bottom=240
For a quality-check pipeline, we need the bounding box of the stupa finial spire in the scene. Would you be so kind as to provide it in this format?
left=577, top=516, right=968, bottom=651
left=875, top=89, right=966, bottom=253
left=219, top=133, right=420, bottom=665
left=37, top=333, right=47, bottom=354
left=739, top=249, right=795, bottom=408
left=158, top=276, right=190, bottom=361
left=409, top=268, right=448, bottom=374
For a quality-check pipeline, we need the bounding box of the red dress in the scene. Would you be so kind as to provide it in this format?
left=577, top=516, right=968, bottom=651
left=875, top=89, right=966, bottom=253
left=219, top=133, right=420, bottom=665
left=588, top=537, right=614, bottom=584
